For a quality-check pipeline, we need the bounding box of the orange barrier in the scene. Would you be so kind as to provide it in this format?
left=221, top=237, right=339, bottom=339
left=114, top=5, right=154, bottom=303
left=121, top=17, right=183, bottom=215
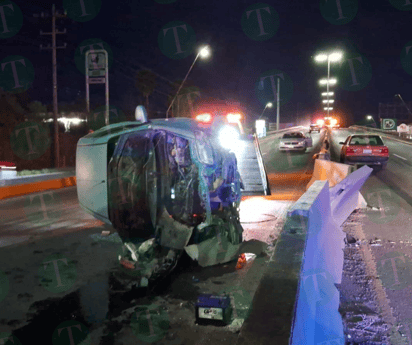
left=241, top=171, right=313, bottom=202
left=0, top=176, right=77, bottom=200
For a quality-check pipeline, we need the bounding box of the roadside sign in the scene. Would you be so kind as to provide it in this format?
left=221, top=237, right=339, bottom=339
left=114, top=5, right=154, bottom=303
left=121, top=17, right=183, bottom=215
left=381, top=118, right=397, bottom=130
left=85, top=49, right=109, bottom=125
left=255, top=120, right=266, bottom=138
left=87, top=52, right=106, bottom=77
left=397, top=123, right=410, bottom=133
left=89, top=77, right=106, bottom=84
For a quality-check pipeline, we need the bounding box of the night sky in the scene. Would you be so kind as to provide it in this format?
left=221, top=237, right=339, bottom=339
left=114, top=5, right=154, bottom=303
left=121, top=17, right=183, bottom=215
left=2, top=0, right=412, bottom=126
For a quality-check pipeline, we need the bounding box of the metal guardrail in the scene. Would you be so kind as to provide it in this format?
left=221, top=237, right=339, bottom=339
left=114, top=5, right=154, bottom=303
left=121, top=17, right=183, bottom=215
left=253, top=134, right=270, bottom=195
left=264, top=125, right=307, bottom=136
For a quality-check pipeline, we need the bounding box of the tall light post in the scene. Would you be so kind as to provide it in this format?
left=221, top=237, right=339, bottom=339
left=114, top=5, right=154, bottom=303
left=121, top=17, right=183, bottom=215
left=315, top=51, right=343, bottom=117
left=259, top=102, right=273, bottom=119
left=395, top=94, right=412, bottom=120
left=166, top=45, right=211, bottom=119
left=276, top=77, right=280, bottom=130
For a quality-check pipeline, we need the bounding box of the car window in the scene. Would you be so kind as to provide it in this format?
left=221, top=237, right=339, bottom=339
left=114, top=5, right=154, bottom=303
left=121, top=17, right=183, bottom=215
left=283, top=132, right=304, bottom=139
left=195, top=131, right=214, bottom=165
left=349, top=136, right=384, bottom=146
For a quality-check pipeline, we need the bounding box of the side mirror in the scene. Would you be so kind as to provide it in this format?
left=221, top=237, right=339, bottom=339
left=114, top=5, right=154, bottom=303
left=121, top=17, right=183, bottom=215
left=135, top=105, right=148, bottom=123
left=339, top=142, right=345, bottom=145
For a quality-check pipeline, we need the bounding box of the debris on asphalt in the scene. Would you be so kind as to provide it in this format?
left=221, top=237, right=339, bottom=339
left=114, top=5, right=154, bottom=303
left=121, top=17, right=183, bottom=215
left=235, top=254, right=247, bottom=270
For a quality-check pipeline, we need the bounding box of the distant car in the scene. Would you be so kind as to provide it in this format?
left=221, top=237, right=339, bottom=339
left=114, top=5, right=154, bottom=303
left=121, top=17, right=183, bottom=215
left=279, top=131, right=313, bottom=152
left=309, top=124, right=321, bottom=133
left=339, top=134, right=389, bottom=170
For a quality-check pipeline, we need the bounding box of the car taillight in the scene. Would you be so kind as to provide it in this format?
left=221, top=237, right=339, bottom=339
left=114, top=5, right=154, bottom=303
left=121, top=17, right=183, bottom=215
left=381, top=147, right=389, bottom=154
left=346, top=147, right=355, bottom=154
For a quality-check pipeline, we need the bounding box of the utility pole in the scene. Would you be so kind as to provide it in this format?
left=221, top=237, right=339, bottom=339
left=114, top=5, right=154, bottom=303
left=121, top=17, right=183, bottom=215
left=34, top=4, right=67, bottom=168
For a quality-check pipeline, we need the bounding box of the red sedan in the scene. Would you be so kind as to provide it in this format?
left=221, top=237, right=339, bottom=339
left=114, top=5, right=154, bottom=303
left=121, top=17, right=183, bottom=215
left=339, top=134, right=389, bottom=170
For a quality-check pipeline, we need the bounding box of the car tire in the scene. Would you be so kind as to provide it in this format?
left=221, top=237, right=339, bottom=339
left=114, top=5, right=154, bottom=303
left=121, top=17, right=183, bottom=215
left=381, top=163, right=387, bottom=170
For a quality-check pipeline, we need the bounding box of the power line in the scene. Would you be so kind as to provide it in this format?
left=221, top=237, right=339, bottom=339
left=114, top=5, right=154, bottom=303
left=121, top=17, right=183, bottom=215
left=113, top=57, right=179, bottom=87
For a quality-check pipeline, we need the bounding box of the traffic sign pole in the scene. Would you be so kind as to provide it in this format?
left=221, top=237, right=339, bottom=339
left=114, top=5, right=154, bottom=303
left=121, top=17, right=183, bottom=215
left=85, top=49, right=109, bottom=125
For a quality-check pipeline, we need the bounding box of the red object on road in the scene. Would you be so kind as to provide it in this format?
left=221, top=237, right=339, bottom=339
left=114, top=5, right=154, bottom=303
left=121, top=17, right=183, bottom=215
left=235, top=253, right=247, bottom=270
left=119, top=258, right=135, bottom=270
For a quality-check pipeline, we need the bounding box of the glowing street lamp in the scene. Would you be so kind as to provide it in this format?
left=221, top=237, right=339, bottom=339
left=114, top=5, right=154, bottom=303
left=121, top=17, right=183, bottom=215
left=324, top=107, right=333, bottom=111
left=319, top=78, right=337, bottom=85
left=321, top=92, right=334, bottom=96
left=166, top=45, right=211, bottom=118
left=366, top=114, right=377, bottom=126
left=259, top=102, right=273, bottom=119
left=315, top=51, right=343, bottom=117
left=322, top=99, right=334, bottom=104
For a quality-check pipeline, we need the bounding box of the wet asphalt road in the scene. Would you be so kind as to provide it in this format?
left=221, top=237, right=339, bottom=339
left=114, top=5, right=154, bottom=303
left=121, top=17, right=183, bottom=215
left=0, top=129, right=324, bottom=345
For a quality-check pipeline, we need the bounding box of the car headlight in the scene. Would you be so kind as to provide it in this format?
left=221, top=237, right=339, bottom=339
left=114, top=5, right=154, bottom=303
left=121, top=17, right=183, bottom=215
left=219, top=126, right=240, bottom=150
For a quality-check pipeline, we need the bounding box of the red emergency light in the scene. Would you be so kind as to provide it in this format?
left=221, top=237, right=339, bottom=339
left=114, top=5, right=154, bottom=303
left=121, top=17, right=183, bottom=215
left=226, top=113, right=242, bottom=123
left=195, top=113, right=212, bottom=123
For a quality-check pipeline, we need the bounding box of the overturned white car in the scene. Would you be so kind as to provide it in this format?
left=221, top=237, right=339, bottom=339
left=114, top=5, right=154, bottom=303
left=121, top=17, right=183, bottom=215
left=76, top=107, right=244, bottom=286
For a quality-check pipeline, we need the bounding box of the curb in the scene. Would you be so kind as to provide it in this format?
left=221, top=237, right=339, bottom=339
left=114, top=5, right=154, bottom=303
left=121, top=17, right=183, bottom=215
left=0, top=176, right=77, bottom=200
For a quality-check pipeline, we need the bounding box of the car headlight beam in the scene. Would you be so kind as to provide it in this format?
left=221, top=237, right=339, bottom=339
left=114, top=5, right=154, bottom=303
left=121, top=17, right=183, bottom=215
left=219, top=126, right=240, bottom=150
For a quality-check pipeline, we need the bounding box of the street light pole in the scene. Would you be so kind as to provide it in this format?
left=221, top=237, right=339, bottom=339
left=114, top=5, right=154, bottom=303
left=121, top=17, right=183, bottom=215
left=315, top=51, right=342, bottom=118
left=327, top=58, right=330, bottom=118
left=259, top=102, right=272, bottom=119
left=276, top=77, right=280, bottom=131
left=166, top=46, right=210, bottom=119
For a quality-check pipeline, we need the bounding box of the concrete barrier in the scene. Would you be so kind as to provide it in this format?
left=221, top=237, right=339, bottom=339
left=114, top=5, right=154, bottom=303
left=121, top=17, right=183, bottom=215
left=329, top=165, right=373, bottom=227
left=0, top=175, right=76, bottom=200
left=286, top=165, right=372, bottom=344
left=306, top=160, right=353, bottom=190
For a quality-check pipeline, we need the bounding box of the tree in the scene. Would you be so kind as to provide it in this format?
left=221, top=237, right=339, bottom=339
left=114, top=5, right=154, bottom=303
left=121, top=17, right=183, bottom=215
left=27, top=101, right=48, bottom=121
left=135, top=70, right=156, bottom=117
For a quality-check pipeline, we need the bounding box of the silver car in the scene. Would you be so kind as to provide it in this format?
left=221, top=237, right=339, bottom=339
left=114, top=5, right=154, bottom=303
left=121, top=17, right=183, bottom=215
left=279, top=131, right=313, bottom=152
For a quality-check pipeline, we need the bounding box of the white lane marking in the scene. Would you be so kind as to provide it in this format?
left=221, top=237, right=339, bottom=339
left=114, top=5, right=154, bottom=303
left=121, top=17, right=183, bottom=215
left=393, top=153, right=408, bottom=161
